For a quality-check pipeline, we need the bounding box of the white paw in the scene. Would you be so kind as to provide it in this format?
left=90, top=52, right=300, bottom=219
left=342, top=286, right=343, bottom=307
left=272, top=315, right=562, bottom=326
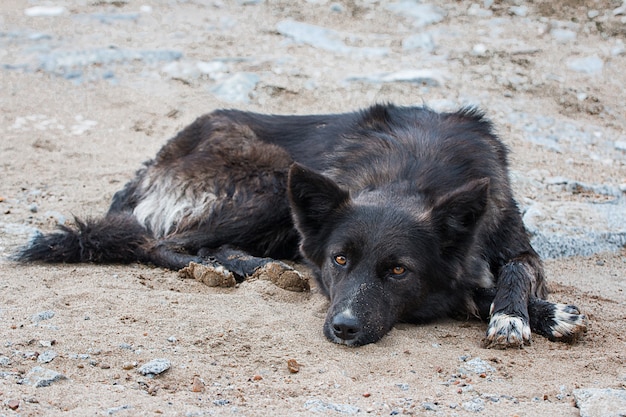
left=550, top=304, right=587, bottom=341
left=485, top=313, right=531, bottom=349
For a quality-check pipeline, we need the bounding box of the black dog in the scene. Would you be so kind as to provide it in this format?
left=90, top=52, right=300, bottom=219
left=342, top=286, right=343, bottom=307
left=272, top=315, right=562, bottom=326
left=17, top=104, right=586, bottom=348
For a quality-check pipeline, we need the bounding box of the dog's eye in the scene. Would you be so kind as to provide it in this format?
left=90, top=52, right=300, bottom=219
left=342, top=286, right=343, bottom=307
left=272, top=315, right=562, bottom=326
left=391, top=266, right=406, bottom=276
left=333, top=255, right=347, bottom=266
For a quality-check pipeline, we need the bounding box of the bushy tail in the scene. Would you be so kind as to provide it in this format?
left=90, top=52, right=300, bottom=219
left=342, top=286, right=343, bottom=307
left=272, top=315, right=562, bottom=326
left=15, top=213, right=150, bottom=264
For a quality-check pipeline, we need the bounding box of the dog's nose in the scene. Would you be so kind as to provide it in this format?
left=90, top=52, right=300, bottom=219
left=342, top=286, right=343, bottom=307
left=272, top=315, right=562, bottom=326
left=331, top=313, right=361, bottom=341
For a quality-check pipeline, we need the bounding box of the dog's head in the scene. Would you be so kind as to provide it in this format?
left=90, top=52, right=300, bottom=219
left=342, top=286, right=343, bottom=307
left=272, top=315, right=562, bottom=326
left=287, top=163, right=490, bottom=346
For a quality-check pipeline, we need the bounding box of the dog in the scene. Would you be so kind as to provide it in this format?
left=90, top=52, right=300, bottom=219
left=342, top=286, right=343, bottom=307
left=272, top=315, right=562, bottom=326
left=17, top=103, right=587, bottom=348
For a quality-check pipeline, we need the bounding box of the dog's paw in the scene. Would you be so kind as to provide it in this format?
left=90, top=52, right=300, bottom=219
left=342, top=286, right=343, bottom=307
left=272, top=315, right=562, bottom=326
left=484, top=313, right=531, bottom=349
left=178, top=261, right=237, bottom=287
left=251, top=261, right=310, bottom=292
left=545, top=304, right=587, bottom=343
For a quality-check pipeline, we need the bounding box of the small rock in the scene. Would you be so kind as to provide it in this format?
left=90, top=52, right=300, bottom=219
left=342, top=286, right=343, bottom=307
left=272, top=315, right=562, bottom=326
left=567, top=55, right=604, bottom=74
left=0, top=356, right=11, bottom=366
left=104, top=405, right=131, bottom=415
left=6, top=399, right=20, bottom=410
left=122, top=362, right=136, bottom=370
left=472, top=43, right=488, bottom=56
left=37, top=350, right=57, bottom=364
left=210, top=73, right=260, bottom=104
left=276, top=19, right=388, bottom=57
left=509, top=5, right=528, bottom=17
left=574, top=388, right=626, bottom=417
left=191, top=375, right=205, bottom=392
left=551, top=28, right=577, bottom=43
left=138, top=358, right=171, bottom=377
left=614, top=140, right=626, bottom=151
left=587, top=10, right=600, bottom=19
left=385, top=2, right=445, bottom=27
left=422, top=402, right=438, bottom=411
left=22, top=366, right=67, bottom=387
left=347, top=69, right=445, bottom=87
left=287, top=358, right=301, bottom=373
left=460, top=357, right=496, bottom=374
left=462, top=398, right=485, bottom=412
left=24, top=6, right=66, bottom=17
left=304, top=399, right=360, bottom=414
left=402, top=33, right=435, bottom=52
left=31, top=310, right=55, bottom=322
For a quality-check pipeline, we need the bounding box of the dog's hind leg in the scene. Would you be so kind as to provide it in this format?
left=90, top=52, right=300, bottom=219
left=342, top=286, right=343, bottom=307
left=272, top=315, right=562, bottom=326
left=197, top=246, right=309, bottom=291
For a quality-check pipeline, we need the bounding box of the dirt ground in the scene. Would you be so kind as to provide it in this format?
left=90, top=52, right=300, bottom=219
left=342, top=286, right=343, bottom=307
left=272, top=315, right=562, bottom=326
left=1, top=0, right=625, bottom=416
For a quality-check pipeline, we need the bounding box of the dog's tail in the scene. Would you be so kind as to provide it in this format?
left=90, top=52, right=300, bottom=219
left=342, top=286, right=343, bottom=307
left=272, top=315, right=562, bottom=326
left=14, top=213, right=150, bottom=264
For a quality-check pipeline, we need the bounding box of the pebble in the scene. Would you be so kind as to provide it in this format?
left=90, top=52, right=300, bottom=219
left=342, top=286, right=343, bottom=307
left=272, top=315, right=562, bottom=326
left=37, top=350, right=57, bottom=364
left=138, top=358, right=171, bottom=377
left=574, top=388, right=626, bottom=417
left=24, top=6, right=66, bottom=17
left=459, top=357, right=496, bottom=375
left=304, top=399, right=360, bottom=414
left=31, top=310, right=55, bottom=322
left=104, top=404, right=132, bottom=415
left=210, top=72, right=260, bottom=103
left=422, top=402, right=438, bottom=411
left=287, top=358, right=301, bottom=373
left=566, top=55, right=604, bottom=74
left=7, top=399, right=20, bottom=410
left=21, top=366, right=66, bottom=387
left=462, top=398, right=485, bottom=412
left=346, top=69, right=445, bottom=87
left=402, top=33, right=435, bottom=52
left=509, top=6, right=528, bottom=17
left=276, top=19, right=389, bottom=57
left=385, top=2, right=445, bottom=27
left=551, top=28, right=577, bottom=43
left=191, top=376, right=205, bottom=392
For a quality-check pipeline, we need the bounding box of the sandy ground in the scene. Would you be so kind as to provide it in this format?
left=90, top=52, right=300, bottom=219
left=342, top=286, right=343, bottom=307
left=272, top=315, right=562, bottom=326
left=1, top=0, right=626, bottom=416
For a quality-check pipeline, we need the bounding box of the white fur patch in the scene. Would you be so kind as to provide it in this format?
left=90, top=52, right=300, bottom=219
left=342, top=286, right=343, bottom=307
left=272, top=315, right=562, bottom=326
left=486, top=313, right=531, bottom=348
left=550, top=304, right=587, bottom=339
left=133, top=174, right=219, bottom=237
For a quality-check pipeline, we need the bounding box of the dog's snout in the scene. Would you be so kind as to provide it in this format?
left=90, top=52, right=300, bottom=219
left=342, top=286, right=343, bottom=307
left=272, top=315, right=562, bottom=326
left=331, top=312, right=361, bottom=341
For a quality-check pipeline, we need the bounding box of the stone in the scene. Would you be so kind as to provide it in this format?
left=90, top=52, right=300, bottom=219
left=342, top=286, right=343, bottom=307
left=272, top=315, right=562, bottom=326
left=385, top=2, right=445, bottom=27
left=567, top=55, right=604, bottom=74
left=22, top=366, right=67, bottom=387
left=523, top=201, right=626, bottom=258
left=304, top=399, right=360, bottom=414
left=276, top=20, right=388, bottom=57
left=210, top=73, right=260, bottom=103
left=346, top=69, right=445, bottom=87
left=138, top=358, right=171, bottom=377
left=574, top=388, right=626, bottom=417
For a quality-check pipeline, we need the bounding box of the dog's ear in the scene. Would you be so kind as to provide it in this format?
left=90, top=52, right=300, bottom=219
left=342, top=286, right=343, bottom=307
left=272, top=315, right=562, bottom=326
left=288, top=163, right=350, bottom=262
left=431, top=178, right=490, bottom=253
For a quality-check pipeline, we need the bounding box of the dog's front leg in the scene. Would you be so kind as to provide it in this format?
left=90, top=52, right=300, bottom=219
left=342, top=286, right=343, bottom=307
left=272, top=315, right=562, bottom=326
left=485, top=253, right=543, bottom=348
